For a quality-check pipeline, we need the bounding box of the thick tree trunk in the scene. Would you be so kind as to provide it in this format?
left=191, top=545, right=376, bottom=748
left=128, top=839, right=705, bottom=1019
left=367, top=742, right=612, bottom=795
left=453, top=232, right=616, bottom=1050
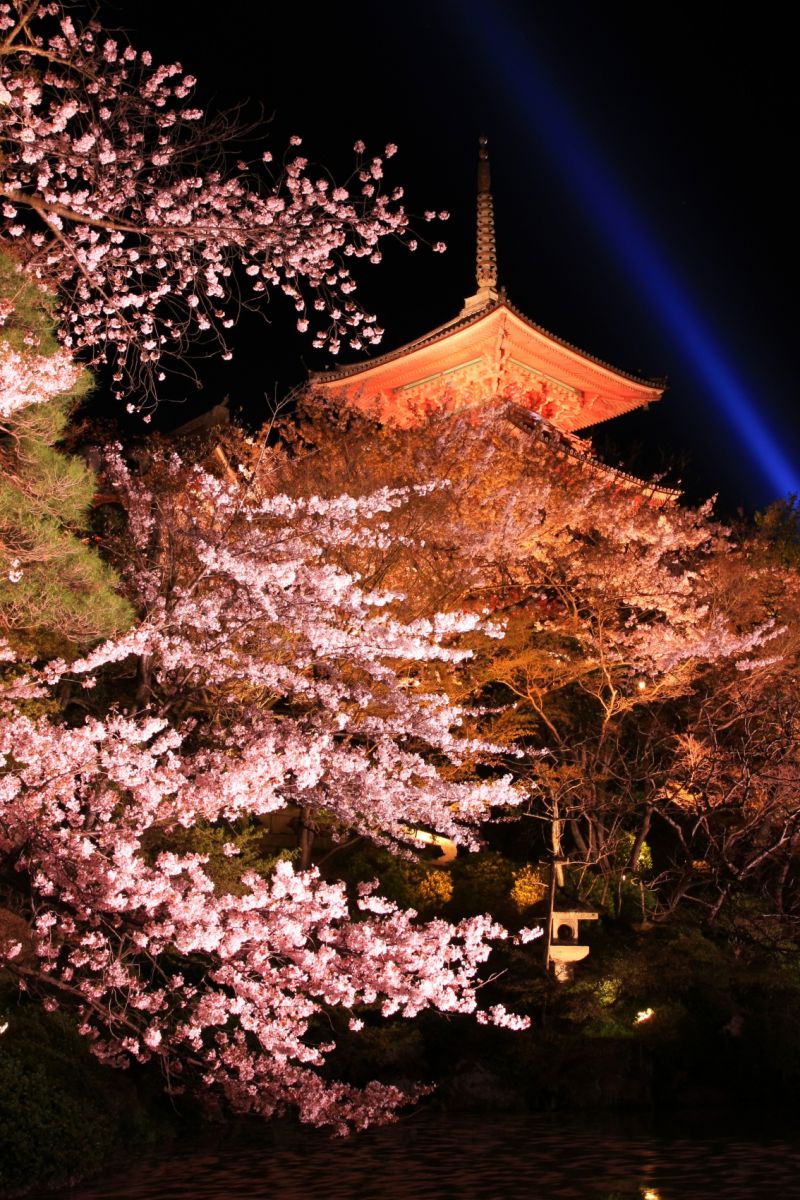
left=298, top=807, right=317, bottom=871
left=570, top=819, right=589, bottom=859
left=543, top=858, right=557, bottom=974
left=626, top=806, right=652, bottom=873
left=776, top=831, right=800, bottom=913
left=550, top=811, right=564, bottom=887
left=135, top=653, right=153, bottom=708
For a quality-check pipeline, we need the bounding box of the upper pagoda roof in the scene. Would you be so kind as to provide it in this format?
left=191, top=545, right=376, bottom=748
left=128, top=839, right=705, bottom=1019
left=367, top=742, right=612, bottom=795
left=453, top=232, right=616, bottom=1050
left=310, top=294, right=662, bottom=431
left=310, top=139, right=665, bottom=432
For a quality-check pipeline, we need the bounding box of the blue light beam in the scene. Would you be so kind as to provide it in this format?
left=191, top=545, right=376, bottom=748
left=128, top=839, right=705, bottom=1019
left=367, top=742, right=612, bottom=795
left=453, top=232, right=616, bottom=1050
left=459, top=2, right=799, bottom=499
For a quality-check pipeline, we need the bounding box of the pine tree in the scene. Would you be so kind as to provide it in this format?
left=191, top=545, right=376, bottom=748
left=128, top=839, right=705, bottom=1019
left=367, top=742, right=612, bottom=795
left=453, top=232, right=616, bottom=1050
left=0, top=251, right=131, bottom=654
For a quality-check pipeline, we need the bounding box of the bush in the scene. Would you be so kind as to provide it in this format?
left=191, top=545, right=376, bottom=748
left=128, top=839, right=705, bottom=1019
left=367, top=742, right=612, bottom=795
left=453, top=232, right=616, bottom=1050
left=0, top=993, right=173, bottom=1194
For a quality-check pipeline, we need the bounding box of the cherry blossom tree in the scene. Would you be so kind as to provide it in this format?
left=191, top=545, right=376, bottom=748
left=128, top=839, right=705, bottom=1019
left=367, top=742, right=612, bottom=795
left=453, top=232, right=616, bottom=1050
left=0, top=300, right=77, bottom=421
left=0, top=3, right=528, bottom=1130
left=0, top=1, right=412, bottom=403
left=0, top=442, right=530, bottom=1131
left=270, top=396, right=787, bottom=902
left=659, top=668, right=800, bottom=922
left=656, top=538, right=800, bottom=923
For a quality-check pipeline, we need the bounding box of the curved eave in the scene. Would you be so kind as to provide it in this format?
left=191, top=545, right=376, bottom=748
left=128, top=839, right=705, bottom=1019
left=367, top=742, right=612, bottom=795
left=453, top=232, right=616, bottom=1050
left=504, top=404, right=681, bottom=504
left=569, top=392, right=661, bottom=432
left=308, top=303, right=496, bottom=385
left=501, top=296, right=664, bottom=392
left=309, top=297, right=664, bottom=395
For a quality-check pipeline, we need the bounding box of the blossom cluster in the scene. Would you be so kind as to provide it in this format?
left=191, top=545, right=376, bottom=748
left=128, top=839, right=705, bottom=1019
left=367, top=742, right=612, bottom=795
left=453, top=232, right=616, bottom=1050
left=0, top=325, right=79, bottom=418
left=0, top=449, right=525, bottom=1129
left=0, top=2, right=411, bottom=400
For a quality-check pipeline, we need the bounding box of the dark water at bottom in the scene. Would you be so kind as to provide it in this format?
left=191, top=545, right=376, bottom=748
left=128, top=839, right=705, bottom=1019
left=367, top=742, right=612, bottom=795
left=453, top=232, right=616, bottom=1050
left=47, top=1113, right=800, bottom=1200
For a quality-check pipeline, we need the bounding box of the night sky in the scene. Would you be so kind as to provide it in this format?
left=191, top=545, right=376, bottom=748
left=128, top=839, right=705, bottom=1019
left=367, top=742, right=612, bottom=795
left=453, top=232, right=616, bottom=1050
left=95, top=1, right=797, bottom=515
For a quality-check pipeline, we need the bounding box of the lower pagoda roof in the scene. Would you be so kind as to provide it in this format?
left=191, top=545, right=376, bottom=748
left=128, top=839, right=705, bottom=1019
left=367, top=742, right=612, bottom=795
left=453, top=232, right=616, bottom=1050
left=310, top=296, right=664, bottom=433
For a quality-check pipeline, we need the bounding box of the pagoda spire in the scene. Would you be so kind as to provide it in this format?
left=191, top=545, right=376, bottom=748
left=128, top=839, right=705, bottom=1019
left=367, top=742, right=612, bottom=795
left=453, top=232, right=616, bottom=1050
left=463, top=136, right=499, bottom=314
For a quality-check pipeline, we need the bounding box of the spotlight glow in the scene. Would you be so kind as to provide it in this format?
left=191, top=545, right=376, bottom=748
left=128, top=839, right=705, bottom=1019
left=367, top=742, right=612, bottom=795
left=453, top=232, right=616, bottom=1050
left=459, top=4, right=799, bottom=500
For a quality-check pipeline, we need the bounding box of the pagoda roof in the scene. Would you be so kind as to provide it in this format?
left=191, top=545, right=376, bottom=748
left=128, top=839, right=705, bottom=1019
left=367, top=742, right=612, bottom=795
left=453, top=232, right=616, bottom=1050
left=504, top=403, right=681, bottom=506
left=310, top=139, right=664, bottom=433
left=311, top=295, right=664, bottom=432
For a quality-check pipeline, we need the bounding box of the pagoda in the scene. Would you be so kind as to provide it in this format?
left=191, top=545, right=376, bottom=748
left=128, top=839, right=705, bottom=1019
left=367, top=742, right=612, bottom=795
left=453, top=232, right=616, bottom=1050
left=311, top=138, right=665, bottom=435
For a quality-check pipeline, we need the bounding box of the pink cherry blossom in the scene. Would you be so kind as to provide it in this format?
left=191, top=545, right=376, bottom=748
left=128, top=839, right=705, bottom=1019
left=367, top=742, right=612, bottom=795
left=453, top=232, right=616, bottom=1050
left=0, top=2, right=412, bottom=400
left=0, top=443, right=527, bottom=1129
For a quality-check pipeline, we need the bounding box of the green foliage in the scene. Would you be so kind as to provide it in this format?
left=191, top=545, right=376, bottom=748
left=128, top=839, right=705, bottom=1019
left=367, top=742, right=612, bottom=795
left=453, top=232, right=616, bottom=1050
left=324, top=1020, right=426, bottom=1089
left=329, top=842, right=454, bottom=915
left=0, top=992, right=171, bottom=1193
left=596, top=975, right=622, bottom=1007
left=616, top=831, right=652, bottom=875
left=0, top=252, right=60, bottom=356
left=754, top=493, right=800, bottom=567
left=510, top=862, right=548, bottom=911
left=570, top=834, right=657, bottom=923
left=451, top=850, right=516, bottom=920
left=412, top=866, right=454, bottom=912
left=0, top=251, right=132, bottom=654
left=146, top=819, right=299, bottom=896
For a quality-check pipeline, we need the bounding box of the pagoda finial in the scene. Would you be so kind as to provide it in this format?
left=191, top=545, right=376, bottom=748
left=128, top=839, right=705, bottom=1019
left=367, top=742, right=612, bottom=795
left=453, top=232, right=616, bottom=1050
left=462, top=136, right=499, bottom=313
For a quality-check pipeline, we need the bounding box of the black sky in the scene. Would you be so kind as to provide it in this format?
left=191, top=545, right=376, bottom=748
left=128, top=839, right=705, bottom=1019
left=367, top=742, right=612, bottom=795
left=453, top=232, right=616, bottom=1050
left=95, top=0, right=797, bottom=514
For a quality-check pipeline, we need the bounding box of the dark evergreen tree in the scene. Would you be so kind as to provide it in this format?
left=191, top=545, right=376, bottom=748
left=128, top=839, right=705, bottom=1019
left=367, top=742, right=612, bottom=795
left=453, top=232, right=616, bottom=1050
left=0, top=252, right=131, bottom=655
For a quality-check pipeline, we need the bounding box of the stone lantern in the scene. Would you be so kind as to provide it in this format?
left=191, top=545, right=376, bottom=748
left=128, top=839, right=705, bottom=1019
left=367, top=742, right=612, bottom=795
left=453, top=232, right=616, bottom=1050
left=547, top=906, right=599, bottom=982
